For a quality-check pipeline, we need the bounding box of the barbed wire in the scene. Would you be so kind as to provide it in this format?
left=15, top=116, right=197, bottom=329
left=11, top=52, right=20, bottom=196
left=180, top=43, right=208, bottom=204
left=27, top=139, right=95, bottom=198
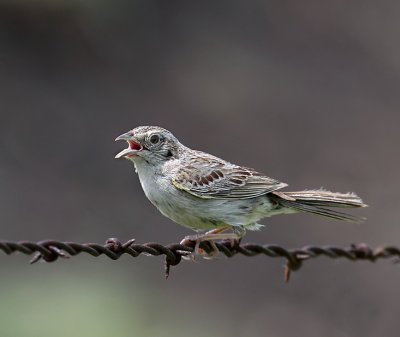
left=0, top=238, right=398, bottom=281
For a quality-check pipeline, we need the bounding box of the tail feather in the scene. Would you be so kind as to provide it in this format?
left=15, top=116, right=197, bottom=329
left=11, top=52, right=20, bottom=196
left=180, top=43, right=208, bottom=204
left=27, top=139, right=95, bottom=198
left=271, top=189, right=367, bottom=223
left=283, top=190, right=367, bottom=208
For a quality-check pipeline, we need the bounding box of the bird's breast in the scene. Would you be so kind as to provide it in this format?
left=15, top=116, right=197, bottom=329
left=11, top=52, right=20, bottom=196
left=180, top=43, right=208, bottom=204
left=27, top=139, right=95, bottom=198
left=133, top=160, right=279, bottom=231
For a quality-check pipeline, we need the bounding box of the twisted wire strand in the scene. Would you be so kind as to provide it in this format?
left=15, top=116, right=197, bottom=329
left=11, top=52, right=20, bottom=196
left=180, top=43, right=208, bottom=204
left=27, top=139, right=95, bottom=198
left=0, top=238, right=398, bottom=281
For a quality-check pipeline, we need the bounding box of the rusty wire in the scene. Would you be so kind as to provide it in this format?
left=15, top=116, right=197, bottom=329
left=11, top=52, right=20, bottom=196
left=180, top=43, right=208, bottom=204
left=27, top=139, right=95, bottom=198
left=0, top=238, right=398, bottom=281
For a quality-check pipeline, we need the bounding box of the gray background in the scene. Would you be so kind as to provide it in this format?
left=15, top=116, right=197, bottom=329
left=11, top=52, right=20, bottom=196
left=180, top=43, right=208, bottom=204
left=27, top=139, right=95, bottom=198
left=0, top=1, right=399, bottom=336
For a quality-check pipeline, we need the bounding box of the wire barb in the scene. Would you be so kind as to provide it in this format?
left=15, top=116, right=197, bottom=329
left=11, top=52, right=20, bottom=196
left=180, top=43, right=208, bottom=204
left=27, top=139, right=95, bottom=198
left=0, top=239, right=399, bottom=281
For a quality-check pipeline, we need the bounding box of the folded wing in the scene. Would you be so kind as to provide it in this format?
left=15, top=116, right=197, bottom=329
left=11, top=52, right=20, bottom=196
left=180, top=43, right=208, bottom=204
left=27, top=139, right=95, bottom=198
left=171, top=153, right=287, bottom=199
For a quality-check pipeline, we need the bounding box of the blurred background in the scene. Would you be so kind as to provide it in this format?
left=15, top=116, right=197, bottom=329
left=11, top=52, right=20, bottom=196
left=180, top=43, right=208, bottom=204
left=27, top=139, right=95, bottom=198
left=0, top=0, right=399, bottom=336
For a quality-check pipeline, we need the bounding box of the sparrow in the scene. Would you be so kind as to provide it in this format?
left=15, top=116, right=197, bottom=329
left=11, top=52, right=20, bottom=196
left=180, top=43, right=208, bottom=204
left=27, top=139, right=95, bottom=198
left=115, top=126, right=366, bottom=249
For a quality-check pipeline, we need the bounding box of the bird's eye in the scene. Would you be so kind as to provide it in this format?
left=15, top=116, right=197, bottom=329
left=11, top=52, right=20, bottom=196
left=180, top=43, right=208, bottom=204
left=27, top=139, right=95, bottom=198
left=149, top=134, right=160, bottom=144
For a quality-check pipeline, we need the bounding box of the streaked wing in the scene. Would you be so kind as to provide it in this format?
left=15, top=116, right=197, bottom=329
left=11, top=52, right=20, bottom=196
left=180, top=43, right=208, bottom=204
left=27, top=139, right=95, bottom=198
left=171, top=152, right=287, bottom=199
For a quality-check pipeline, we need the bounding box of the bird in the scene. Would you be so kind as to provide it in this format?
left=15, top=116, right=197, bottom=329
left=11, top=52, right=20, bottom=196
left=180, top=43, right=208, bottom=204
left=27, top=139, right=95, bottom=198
left=115, top=126, right=366, bottom=252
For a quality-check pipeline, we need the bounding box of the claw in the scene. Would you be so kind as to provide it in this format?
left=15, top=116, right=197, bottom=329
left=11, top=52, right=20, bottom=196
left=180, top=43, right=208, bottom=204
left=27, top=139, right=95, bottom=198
left=179, top=226, right=245, bottom=260
left=180, top=236, right=220, bottom=259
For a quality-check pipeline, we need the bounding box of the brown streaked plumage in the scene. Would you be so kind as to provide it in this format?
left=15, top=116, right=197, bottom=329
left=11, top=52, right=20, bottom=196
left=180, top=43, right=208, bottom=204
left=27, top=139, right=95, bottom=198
left=115, top=126, right=367, bottom=247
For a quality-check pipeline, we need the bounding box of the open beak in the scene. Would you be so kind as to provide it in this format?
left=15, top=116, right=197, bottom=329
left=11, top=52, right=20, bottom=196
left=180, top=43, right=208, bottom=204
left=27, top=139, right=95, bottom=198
left=115, top=131, right=142, bottom=159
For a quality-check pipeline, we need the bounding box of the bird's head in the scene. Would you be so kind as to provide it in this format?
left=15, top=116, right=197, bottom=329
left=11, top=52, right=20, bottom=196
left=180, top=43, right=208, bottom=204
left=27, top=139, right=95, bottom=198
left=115, top=126, right=180, bottom=164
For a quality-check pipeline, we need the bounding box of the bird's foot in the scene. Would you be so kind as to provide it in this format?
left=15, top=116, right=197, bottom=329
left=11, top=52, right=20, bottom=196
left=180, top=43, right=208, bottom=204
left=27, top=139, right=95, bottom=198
left=180, top=230, right=241, bottom=260
left=180, top=235, right=218, bottom=260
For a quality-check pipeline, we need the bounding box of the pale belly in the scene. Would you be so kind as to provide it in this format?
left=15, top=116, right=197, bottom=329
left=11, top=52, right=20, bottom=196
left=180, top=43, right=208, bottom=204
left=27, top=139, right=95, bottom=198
left=133, top=160, right=293, bottom=232
left=141, top=173, right=277, bottom=231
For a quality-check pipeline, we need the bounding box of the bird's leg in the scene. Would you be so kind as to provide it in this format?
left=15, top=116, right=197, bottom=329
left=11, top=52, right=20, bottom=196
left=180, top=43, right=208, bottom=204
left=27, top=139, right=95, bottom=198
left=181, top=226, right=241, bottom=258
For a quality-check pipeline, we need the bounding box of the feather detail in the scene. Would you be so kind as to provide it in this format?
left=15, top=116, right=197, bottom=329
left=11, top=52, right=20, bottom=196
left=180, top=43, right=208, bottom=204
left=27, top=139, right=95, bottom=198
left=271, top=189, right=367, bottom=223
left=282, top=189, right=367, bottom=208
left=171, top=150, right=287, bottom=200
